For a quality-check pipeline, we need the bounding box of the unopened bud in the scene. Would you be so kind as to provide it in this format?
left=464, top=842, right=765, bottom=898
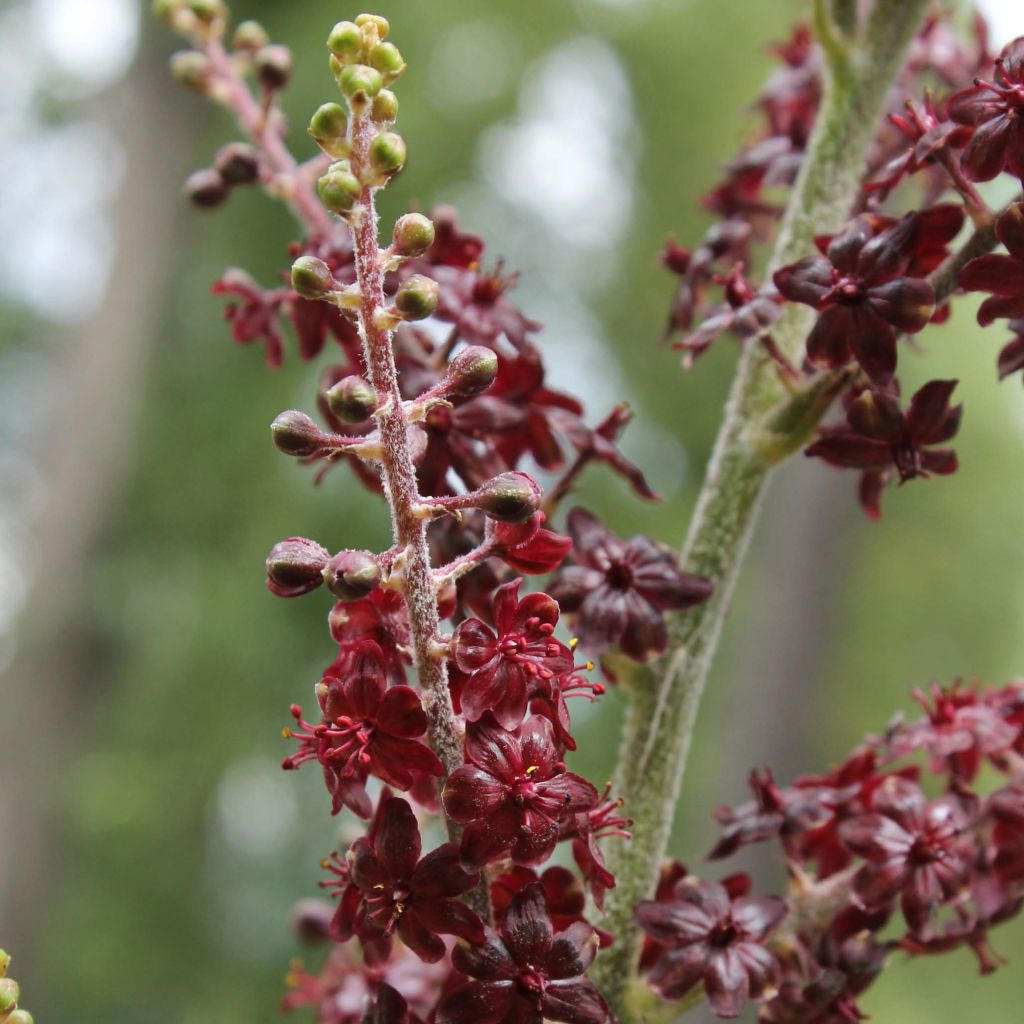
left=254, top=44, right=293, bottom=90
left=323, top=549, right=382, bottom=601
left=317, top=161, right=361, bottom=215
left=326, top=375, right=377, bottom=422
left=394, top=274, right=438, bottom=320
left=7, top=1010, right=35, bottom=1024
left=476, top=472, right=543, bottom=523
left=271, top=410, right=326, bottom=456
left=291, top=256, right=335, bottom=299
left=308, top=103, right=349, bottom=159
left=368, top=130, right=406, bottom=178
left=368, top=42, right=405, bottom=82
left=371, top=89, right=398, bottom=123
left=170, top=50, right=210, bottom=91
left=186, top=0, right=224, bottom=23
left=214, top=142, right=260, bottom=186
left=0, top=951, right=9, bottom=977
left=327, top=20, right=363, bottom=61
left=183, top=168, right=227, bottom=208
left=355, top=13, right=390, bottom=39
left=445, top=346, right=498, bottom=398
left=392, top=213, right=435, bottom=257
left=339, top=64, right=383, bottom=113
left=0, top=979, right=19, bottom=1012
left=151, top=0, right=178, bottom=21
left=266, top=538, right=330, bottom=598
left=232, top=19, right=270, bottom=52
left=289, top=899, right=334, bottom=945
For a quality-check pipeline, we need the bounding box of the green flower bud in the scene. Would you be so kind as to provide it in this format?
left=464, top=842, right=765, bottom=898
left=0, top=979, right=19, bottom=1012
left=475, top=472, right=543, bottom=523
left=444, top=345, right=499, bottom=398
left=254, top=44, right=293, bottom=91
left=394, top=275, right=439, bottom=320
left=232, top=19, right=270, bottom=52
left=392, top=213, right=435, bottom=257
left=271, top=411, right=326, bottom=457
left=322, top=549, right=381, bottom=601
left=308, top=103, right=349, bottom=158
left=368, top=42, right=405, bottom=82
left=169, top=50, right=210, bottom=91
left=0, top=951, right=9, bottom=977
left=151, top=0, right=178, bottom=22
left=317, top=162, right=362, bottom=215
left=186, top=0, right=224, bottom=24
left=327, top=20, right=363, bottom=61
left=355, top=13, right=390, bottom=39
left=370, top=89, right=398, bottom=123
left=291, top=256, right=335, bottom=299
left=326, top=375, right=377, bottom=423
left=214, top=142, right=260, bottom=186
left=183, top=168, right=228, bottom=208
left=338, top=64, right=383, bottom=113
left=368, top=130, right=406, bottom=178
left=7, top=1010, right=35, bottom=1024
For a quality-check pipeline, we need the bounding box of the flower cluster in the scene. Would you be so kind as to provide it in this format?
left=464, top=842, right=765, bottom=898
left=637, top=679, right=1024, bottom=1019
left=0, top=950, right=33, bottom=1024
left=663, top=17, right=1024, bottom=516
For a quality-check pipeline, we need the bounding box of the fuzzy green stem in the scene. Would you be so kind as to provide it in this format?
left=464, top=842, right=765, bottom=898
left=593, top=1, right=932, bottom=1014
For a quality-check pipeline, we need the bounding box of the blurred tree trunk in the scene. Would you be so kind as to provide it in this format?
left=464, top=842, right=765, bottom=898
left=0, top=53, right=194, bottom=985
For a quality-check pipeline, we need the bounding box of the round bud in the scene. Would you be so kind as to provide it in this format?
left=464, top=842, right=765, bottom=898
left=169, top=50, right=210, bottom=91
left=0, top=978, right=19, bottom=1012
left=326, top=375, right=377, bottom=423
left=370, top=89, right=398, bottom=123
left=445, top=345, right=499, bottom=398
left=254, top=44, right=293, bottom=90
left=368, top=42, right=405, bottom=81
left=308, top=102, right=348, bottom=143
left=394, top=274, right=439, bottom=320
left=338, top=64, right=383, bottom=111
left=183, top=168, right=227, bottom=208
left=186, top=0, right=224, bottom=23
left=7, top=1010, right=35, bottom=1024
left=290, top=256, right=335, bottom=300
left=475, top=472, right=543, bottom=523
left=0, top=950, right=9, bottom=977
left=355, top=13, right=390, bottom=38
left=368, top=130, right=406, bottom=178
left=322, top=550, right=382, bottom=601
left=289, top=899, right=334, bottom=945
left=271, top=410, right=325, bottom=457
left=327, top=20, right=363, bottom=61
left=151, top=0, right=178, bottom=21
left=266, top=538, right=330, bottom=598
left=317, top=163, right=362, bottom=215
left=214, top=142, right=260, bottom=186
left=232, top=19, right=270, bottom=52
left=392, top=213, right=435, bottom=257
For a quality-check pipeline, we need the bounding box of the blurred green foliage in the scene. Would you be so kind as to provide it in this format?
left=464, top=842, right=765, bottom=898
left=20, top=0, right=1024, bottom=1021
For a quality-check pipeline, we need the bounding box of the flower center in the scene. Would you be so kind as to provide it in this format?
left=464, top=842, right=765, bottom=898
left=606, top=559, right=634, bottom=590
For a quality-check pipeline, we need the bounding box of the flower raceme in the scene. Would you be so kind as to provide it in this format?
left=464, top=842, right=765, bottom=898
left=156, top=3, right=1024, bottom=1023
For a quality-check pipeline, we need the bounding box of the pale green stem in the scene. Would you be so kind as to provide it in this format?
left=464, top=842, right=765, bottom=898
left=593, top=1, right=933, bottom=1015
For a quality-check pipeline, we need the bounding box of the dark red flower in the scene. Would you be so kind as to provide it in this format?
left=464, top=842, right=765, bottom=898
left=805, top=380, right=962, bottom=519
left=549, top=508, right=713, bottom=661
left=437, top=881, right=608, bottom=1024
left=332, top=796, right=485, bottom=963
left=282, top=641, right=443, bottom=818
left=960, top=201, right=1024, bottom=325
left=442, top=714, right=599, bottom=869
left=562, top=786, right=631, bottom=910
left=329, top=589, right=412, bottom=684
left=949, top=37, right=1024, bottom=181
left=773, top=214, right=937, bottom=383
left=490, top=866, right=597, bottom=939
left=839, top=777, right=974, bottom=933
left=635, top=877, right=785, bottom=1018
left=493, top=514, right=573, bottom=576
left=451, top=580, right=574, bottom=729
left=997, top=318, right=1024, bottom=380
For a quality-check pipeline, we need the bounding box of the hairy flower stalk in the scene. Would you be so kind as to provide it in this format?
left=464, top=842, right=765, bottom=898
left=594, top=0, right=936, bottom=1011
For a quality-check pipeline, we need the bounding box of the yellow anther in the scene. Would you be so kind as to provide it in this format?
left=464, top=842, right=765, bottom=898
left=525, top=765, right=540, bottom=776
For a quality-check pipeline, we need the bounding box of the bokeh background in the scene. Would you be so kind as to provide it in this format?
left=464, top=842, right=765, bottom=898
left=2, top=0, right=1024, bottom=1020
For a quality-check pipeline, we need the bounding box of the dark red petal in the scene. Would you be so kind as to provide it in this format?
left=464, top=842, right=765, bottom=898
left=437, top=981, right=514, bottom=1024
left=453, top=936, right=518, bottom=980
left=453, top=619, right=499, bottom=673
left=869, top=277, right=934, bottom=334
left=377, top=686, right=428, bottom=737
left=996, top=202, right=1024, bottom=257
left=648, top=943, right=710, bottom=1000
left=805, top=305, right=855, bottom=368
left=503, top=527, right=573, bottom=575
left=846, top=390, right=904, bottom=443
left=959, top=253, right=1023, bottom=296
left=541, top=981, right=609, bottom=1024
left=461, top=805, right=522, bottom=869
left=502, top=881, right=554, bottom=964
left=704, top=947, right=750, bottom=1019
left=546, top=566, right=603, bottom=611
left=634, top=899, right=714, bottom=945
left=962, top=113, right=1014, bottom=182
left=414, top=897, right=486, bottom=944
left=734, top=941, right=778, bottom=999
left=772, top=256, right=834, bottom=307
left=805, top=434, right=893, bottom=469
left=465, top=714, right=523, bottom=780
left=462, top=662, right=528, bottom=731
left=575, top=587, right=628, bottom=653
left=519, top=717, right=560, bottom=775
left=905, top=380, right=960, bottom=444
left=376, top=796, right=421, bottom=881
left=977, top=292, right=1024, bottom=326
left=413, top=842, right=481, bottom=898
left=397, top=910, right=447, bottom=963
left=443, top=765, right=508, bottom=822
left=565, top=508, right=622, bottom=566
left=510, top=810, right=560, bottom=866
left=493, top=579, right=524, bottom=635
left=731, top=896, right=786, bottom=941
left=545, top=921, right=600, bottom=979
left=515, top=591, right=561, bottom=630
left=363, top=983, right=408, bottom=1024
left=826, top=219, right=873, bottom=275
left=343, top=641, right=388, bottom=719
left=921, top=449, right=958, bottom=475
left=848, top=318, right=897, bottom=385
left=998, top=336, right=1024, bottom=378
left=947, top=84, right=996, bottom=125
left=351, top=840, right=388, bottom=891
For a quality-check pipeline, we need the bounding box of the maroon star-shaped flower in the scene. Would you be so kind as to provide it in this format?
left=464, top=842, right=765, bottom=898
left=437, top=881, right=608, bottom=1024
left=442, top=714, right=599, bottom=869
left=549, top=508, right=713, bottom=661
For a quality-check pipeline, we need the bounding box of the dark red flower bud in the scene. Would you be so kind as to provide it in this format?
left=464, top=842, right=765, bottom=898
left=254, top=44, right=293, bottom=91
left=213, top=142, right=260, bottom=186
left=183, top=168, right=227, bottom=208
left=266, top=537, right=329, bottom=597
left=443, top=345, right=499, bottom=398
left=474, top=472, right=542, bottom=523
left=326, top=375, right=377, bottom=422
left=288, top=898, right=334, bottom=945
left=322, top=549, right=381, bottom=601
left=271, top=410, right=328, bottom=456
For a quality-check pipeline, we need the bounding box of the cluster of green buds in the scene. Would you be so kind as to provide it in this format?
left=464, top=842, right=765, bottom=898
left=310, top=15, right=409, bottom=217
left=0, top=952, right=33, bottom=1024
